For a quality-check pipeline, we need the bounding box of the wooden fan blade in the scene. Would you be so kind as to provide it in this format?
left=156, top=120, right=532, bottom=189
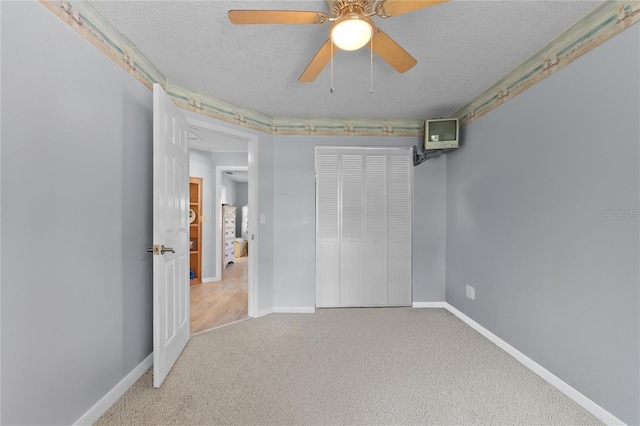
left=299, top=39, right=334, bottom=82
left=375, top=0, right=449, bottom=17
left=228, top=10, right=329, bottom=25
left=372, top=29, right=417, bottom=73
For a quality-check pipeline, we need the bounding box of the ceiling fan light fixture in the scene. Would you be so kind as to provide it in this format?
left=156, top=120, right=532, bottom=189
left=330, top=13, right=374, bottom=51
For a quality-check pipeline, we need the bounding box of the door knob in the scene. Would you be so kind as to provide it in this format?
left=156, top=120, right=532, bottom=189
left=160, top=245, right=175, bottom=254
left=147, top=245, right=176, bottom=255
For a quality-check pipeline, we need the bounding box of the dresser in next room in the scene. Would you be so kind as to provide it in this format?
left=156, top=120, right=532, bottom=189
left=222, top=205, right=237, bottom=268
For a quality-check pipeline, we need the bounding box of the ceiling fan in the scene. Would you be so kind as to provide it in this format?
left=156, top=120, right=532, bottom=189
left=228, top=0, right=448, bottom=82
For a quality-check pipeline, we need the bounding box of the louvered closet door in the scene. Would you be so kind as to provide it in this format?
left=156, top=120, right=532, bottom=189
left=339, top=152, right=364, bottom=307
left=316, top=146, right=412, bottom=308
left=363, top=154, right=388, bottom=306
left=315, top=152, right=340, bottom=307
left=388, top=152, right=412, bottom=306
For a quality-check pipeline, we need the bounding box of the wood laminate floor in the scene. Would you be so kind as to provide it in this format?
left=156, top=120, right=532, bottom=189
left=190, top=256, right=248, bottom=334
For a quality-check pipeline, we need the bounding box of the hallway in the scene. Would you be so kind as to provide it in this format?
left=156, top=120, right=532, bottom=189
left=190, top=256, right=249, bottom=334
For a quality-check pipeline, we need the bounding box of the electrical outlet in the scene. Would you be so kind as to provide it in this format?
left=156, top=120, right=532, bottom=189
left=466, top=285, right=475, bottom=300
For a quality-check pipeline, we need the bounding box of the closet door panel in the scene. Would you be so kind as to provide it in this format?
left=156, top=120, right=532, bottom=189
left=389, top=154, right=412, bottom=240
left=363, top=242, right=387, bottom=306
left=388, top=153, right=412, bottom=306
left=363, top=154, right=388, bottom=306
left=317, top=242, right=339, bottom=307
left=340, top=154, right=364, bottom=240
left=364, top=154, right=388, bottom=240
left=339, top=242, right=363, bottom=306
left=388, top=241, right=412, bottom=305
left=339, top=153, right=364, bottom=306
left=316, top=152, right=340, bottom=307
left=316, top=153, right=339, bottom=239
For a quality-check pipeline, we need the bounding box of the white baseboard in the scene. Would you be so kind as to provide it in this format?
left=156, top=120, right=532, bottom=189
left=273, top=306, right=316, bottom=314
left=412, top=301, right=447, bottom=308
left=255, top=308, right=273, bottom=318
left=412, top=303, right=624, bottom=426
left=202, top=277, right=217, bottom=283
left=74, top=353, right=153, bottom=426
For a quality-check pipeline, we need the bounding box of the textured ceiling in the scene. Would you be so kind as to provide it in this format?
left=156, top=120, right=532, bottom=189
left=92, top=0, right=599, bottom=121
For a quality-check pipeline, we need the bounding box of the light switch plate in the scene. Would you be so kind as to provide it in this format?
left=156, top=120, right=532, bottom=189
left=466, top=285, right=475, bottom=300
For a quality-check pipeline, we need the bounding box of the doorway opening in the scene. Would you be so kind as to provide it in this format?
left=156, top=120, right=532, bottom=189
left=185, top=117, right=259, bottom=334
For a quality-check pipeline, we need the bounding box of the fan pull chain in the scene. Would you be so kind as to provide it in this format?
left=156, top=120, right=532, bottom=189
left=369, top=33, right=374, bottom=94
left=330, top=40, right=335, bottom=93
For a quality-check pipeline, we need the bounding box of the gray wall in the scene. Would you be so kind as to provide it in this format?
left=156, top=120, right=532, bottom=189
left=445, top=25, right=640, bottom=425
left=1, top=2, right=153, bottom=424
left=0, top=3, right=274, bottom=423
left=272, top=136, right=447, bottom=308
left=221, top=174, right=235, bottom=205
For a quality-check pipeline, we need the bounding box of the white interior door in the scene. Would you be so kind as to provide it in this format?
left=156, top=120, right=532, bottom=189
left=152, top=83, right=190, bottom=388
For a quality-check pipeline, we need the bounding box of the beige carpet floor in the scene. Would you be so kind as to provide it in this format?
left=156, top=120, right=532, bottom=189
left=95, top=308, right=601, bottom=425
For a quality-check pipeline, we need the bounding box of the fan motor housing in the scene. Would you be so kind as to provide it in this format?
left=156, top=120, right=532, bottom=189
left=328, top=0, right=373, bottom=17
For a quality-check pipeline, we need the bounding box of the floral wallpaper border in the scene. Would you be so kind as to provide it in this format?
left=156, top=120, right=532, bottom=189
left=41, top=0, right=639, bottom=137
left=453, top=0, right=640, bottom=127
